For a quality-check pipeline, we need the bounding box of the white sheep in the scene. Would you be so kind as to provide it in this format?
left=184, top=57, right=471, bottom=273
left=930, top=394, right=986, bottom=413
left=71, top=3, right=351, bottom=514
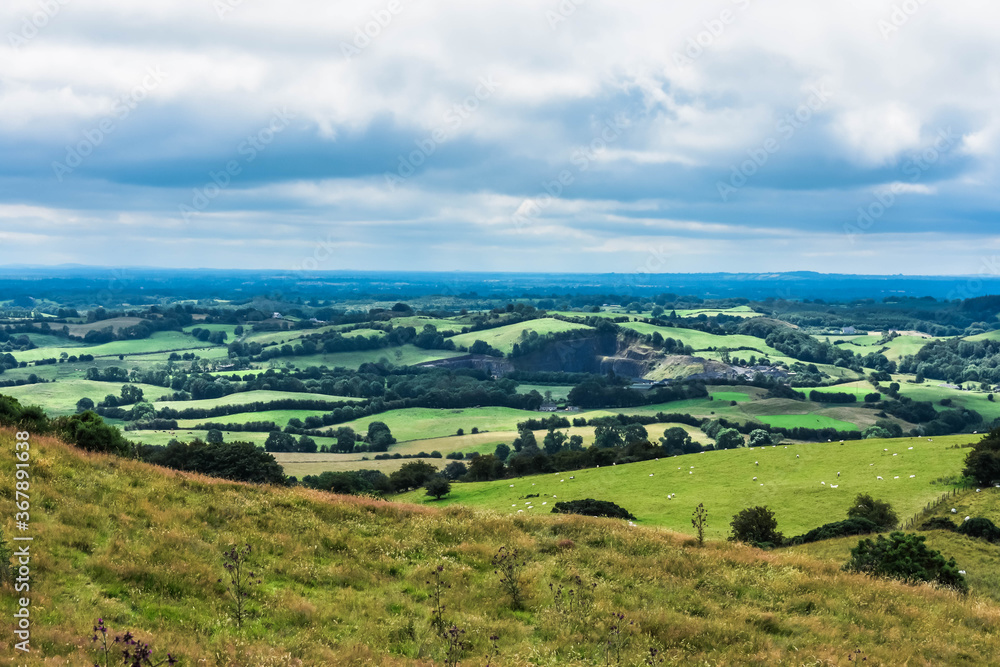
left=837, top=472, right=840, bottom=477
left=821, top=481, right=825, bottom=485
left=830, top=484, right=838, bottom=488
left=796, top=454, right=800, bottom=458
left=910, top=475, right=915, bottom=478
left=649, top=473, right=654, bottom=477
left=877, top=476, right=883, bottom=480
left=965, top=516, right=971, bottom=521
left=753, top=476, right=757, bottom=481
left=951, top=508, right=958, bottom=513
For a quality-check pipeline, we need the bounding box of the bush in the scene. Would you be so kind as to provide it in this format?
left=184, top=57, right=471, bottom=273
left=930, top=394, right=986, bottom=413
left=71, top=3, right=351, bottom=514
left=788, top=517, right=880, bottom=545
left=957, top=517, right=1000, bottom=543
left=729, top=506, right=783, bottom=547
left=56, top=411, right=130, bottom=456
left=424, top=474, right=451, bottom=500
left=551, top=499, right=636, bottom=520
left=847, top=493, right=898, bottom=530
left=844, top=532, right=968, bottom=594
left=920, top=517, right=957, bottom=532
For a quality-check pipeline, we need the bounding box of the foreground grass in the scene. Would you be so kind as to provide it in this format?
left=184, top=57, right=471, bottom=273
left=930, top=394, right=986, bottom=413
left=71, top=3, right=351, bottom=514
left=3, top=428, right=1000, bottom=665
left=398, top=435, right=972, bottom=539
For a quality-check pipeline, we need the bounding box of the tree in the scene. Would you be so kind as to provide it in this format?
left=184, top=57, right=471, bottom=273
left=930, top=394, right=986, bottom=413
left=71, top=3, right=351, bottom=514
left=443, top=461, right=468, bottom=480
left=660, top=427, right=692, bottom=454
left=389, top=461, right=438, bottom=492
left=264, top=431, right=296, bottom=453
left=729, top=506, right=783, bottom=546
left=466, top=454, right=504, bottom=481
left=119, top=384, right=144, bottom=405
left=206, top=428, right=224, bottom=444
left=297, top=435, right=317, bottom=453
left=512, top=429, right=538, bottom=454
left=715, top=428, right=744, bottom=450
left=863, top=425, right=891, bottom=439
left=847, top=493, right=898, bottom=530
left=748, top=429, right=772, bottom=447
left=334, top=426, right=357, bottom=453
left=425, top=475, right=451, bottom=500
left=964, top=428, right=1000, bottom=486
left=568, top=434, right=584, bottom=451
left=75, top=397, right=95, bottom=414
left=366, top=421, right=396, bottom=452
left=494, top=443, right=511, bottom=461
left=542, top=429, right=567, bottom=455
left=844, top=532, right=967, bottom=593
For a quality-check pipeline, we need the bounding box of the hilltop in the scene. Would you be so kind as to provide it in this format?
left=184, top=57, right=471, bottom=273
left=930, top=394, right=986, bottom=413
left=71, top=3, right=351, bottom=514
left=4, top=427, right=1000, bottom=665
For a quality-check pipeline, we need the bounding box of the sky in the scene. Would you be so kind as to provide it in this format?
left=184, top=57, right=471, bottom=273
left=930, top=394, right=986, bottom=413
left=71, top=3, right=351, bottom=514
left=0, top=0, right=998, bottom=275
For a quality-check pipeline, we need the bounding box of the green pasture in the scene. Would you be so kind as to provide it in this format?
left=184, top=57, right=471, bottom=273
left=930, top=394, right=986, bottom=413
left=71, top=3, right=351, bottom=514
left=285, top=344, right=464, bottom=370
left=0, top=381, right=173, bottom=416
left=153, top=389, right=364, bottom=411
left=396, top=434, right=974, bottom=538
left=514, top=384, right=573, bottom=400
left=448, top=318, right=592, bottom=355
left=14, top=331, right=218, bottom=362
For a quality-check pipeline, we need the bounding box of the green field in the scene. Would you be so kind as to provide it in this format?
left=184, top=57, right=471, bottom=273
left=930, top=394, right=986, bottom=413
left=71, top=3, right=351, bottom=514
left=14, top=331, right=217, bottom=362
left=153, top=389, right=364, bottom=411
left=618, top=322, right=789, bottom=360
left=174, top=409, right=333, bottom=430
left=286, top=344, right=463, bottom=370
left=757, top=414, right=860, bottom=431
left=448, top=318, right=592, bottom=354
left=809, top=381, right=880, bottom=399
left=339, top=406, right=545, bottom=442
left=1, top=380, right=174, bottom=416
left=514, top=383, right=573, bottom=400
left=397, top=434, right=973, bottom=538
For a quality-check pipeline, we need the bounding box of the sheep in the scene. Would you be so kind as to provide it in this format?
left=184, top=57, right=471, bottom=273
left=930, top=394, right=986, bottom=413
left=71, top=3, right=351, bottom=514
left=753, top=476, right=757, bottom=481
left=509, top=484, right=514, bottom=487
left=755, top=461, right=759, bottom=466
left=796, top=454, right=800, bottom=458
left=910, top=475, right=915, bottom=478
left=649, top=473, right=654, bottom=477
left=830, top=484, right=838, bottom=488
left=877, top=476, right=883, bottom=480
left=837, top=472, right=840, bottom=477
left=965, top=516, right=971, bottom=522
left=894, top=476, right=899, bottom=479
left=951, top=508, right=957, bottom=513
left=821, top=481, right=825, bottom=485
left=908, top=447, right=913, bottom=450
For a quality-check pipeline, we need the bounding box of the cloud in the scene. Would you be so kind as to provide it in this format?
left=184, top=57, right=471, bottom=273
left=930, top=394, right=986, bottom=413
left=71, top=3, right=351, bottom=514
left=0, top=0, right=997, bottom=274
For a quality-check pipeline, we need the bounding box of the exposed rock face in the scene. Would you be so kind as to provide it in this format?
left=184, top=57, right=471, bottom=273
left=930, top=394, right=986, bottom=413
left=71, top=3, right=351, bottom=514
left=511, top=334, right=619, bottom=373
left=416, top=354, right=514, bottom=375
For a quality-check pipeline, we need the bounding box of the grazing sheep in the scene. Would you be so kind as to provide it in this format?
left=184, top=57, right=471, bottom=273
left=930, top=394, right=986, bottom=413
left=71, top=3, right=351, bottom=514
left=837, top=472, right=840, bottom=477
left=830, top=484, right=838, bottom=488
left=509, top=484, right=514, bottom=487
left=755, top=461, right=758, bottom=466
left=965, top=516, right=971, bottom=521
left=894, top=476, right=899, bottom=479
left=910, top=475, right=916, bottom=478
left=649, top=473, right=654, bottom=477
left=877, top=476, right=883, bottom=480
left=952, top=508, right=957, bottom=513
left=796, top=455, right=800, bottom=458
left=753, top=477, right=757, bottom=481
left=821, top=481, right=825, bottom=485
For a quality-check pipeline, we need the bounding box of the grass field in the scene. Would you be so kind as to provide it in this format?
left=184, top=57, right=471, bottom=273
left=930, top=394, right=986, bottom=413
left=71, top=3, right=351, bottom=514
left=809, top=381, right=879, bottom=399
left=287, top=344, right=464, bottom=370
left=448, top=318, right=592, bottom=355
left=397, top=434, right=973, bottom=538
left=153, top=389, right=364, bottom=411
left=756, top=414, right=860, bottom=431
left=514, top=383, right=573, bottom=400
left=896, top=379, right=1000, bottom=423
left=14, top=331, right=218, bottom=362
left=618, top=323, right=789, bottom=360
left=0, top=380, right=173, bottom=416
left=339, top=406, right=545, bottom=442
left=272, top=453, right=446, bottom=478
left=7, top=427, right=1000, bottom=664
left=174, top=409, right=335, bottom=429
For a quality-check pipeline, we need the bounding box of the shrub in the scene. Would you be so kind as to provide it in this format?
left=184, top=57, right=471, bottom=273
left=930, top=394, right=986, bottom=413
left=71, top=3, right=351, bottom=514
left=920, top=517, right=957, bottom=532
left=787, top=517, right=880, bottom=545
left=957, top=517, right=1000, bottom=543
left=844, top=532, right=967, bottom=594
left=692, top=503, right=707, bottom=546
left=847, top=493, right=898, bottom=530
left=57, top=411, right=130, bottom=457
left=729, top=506, right=783, bottom=547
left=551, top=499, right=636, bottom=520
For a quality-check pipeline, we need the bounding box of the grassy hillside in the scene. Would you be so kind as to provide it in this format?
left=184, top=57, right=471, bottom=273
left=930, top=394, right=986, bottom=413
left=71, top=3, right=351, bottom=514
left=398, top=435, right=972, bottom=538
left=4, top=428, right=1000, bottom=665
